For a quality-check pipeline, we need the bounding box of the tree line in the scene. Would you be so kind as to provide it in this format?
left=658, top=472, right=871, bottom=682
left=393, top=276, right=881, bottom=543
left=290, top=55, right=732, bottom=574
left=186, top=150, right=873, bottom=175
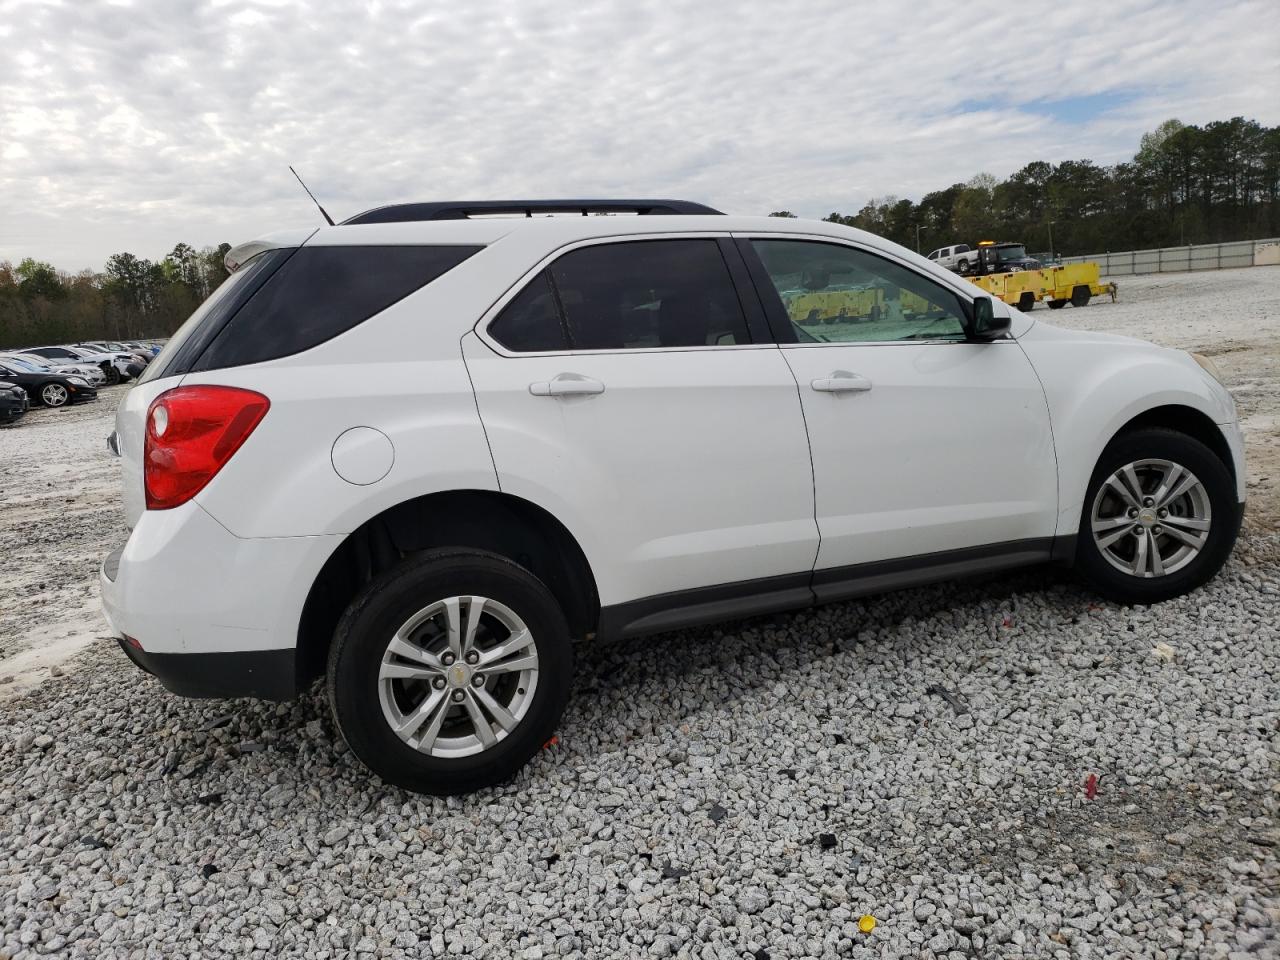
left=0, top=242, right=231, bottom=349
left=770, top=116, right=1280, bottom=258
left=4, top=116, right=1277, bottom=349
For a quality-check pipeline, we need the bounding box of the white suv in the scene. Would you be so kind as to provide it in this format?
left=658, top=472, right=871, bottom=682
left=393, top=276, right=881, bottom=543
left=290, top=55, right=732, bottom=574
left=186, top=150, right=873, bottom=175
left=101, top=199, right=1245, bottom=794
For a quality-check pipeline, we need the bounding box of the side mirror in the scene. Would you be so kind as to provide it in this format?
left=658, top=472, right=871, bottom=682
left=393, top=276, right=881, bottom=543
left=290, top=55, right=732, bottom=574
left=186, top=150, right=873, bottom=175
left=968, top=296, right=1011, bottom=341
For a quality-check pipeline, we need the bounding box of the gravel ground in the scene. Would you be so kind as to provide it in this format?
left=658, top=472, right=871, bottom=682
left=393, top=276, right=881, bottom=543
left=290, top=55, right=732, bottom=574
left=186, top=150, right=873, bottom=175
left=1, top=269, right=1277, bottom=958
left=0, top=389, right=123, bottom=689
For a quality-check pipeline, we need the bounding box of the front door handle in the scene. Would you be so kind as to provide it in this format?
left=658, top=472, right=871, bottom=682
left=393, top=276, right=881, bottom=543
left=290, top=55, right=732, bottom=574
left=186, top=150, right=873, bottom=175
left=811, top=371, right=872, bottom=393
left=529, top=373, right=606, bottom=397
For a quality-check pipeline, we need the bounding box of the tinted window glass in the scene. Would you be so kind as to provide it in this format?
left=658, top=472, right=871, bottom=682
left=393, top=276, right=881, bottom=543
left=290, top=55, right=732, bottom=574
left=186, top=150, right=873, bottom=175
left=141, top=248, right=293, bottom=383
left=550, top=240, right=750, bottom=350
left=488, top=271, right=568, bottom=352
left=192, top=245, right=482, bottom=372
left=752, top=240, right=969, bottom=343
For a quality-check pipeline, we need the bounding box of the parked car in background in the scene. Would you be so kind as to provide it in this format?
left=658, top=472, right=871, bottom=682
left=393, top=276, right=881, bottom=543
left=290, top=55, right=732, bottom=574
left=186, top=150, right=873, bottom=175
left=0, top=379, right=28, bottom=424
left=26, top=345, right=136, bottom=384
left=0, top=352, right=107, bottom=387
left=78, top=341, right=152, bottom=367
left=100, top=198, right=1244, bottom=796
left=0, top=359, right=97, bottom=407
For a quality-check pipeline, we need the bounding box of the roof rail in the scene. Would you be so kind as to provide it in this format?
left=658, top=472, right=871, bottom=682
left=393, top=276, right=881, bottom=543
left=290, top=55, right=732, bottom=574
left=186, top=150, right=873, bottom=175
left=342, top=199, right=723, bottom=225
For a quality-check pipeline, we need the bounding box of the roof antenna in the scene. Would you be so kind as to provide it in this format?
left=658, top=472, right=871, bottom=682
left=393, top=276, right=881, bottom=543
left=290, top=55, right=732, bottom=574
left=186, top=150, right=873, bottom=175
left=289, top=165, right=335, bottom=226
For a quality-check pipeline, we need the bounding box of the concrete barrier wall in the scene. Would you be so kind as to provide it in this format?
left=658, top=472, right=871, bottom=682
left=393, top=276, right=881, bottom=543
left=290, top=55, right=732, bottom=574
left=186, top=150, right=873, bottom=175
left=1061, top=238, right=1280, bottom=276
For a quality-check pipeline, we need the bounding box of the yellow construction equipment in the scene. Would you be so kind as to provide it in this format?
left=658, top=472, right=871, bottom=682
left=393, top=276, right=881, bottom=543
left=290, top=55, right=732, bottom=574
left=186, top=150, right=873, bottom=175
left=965, top=260, right=1117, bottom=311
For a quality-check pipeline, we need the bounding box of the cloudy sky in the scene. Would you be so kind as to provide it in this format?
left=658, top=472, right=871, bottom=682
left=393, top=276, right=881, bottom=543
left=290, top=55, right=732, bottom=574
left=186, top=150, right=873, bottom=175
left=2, top=0, right=1278, bottom=272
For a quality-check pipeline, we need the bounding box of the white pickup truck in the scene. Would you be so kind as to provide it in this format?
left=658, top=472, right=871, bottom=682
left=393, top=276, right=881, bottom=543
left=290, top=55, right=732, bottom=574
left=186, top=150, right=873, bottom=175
left=927, top=242, right=1041, bottom=276
left=926, top=243, right=976, bottom=273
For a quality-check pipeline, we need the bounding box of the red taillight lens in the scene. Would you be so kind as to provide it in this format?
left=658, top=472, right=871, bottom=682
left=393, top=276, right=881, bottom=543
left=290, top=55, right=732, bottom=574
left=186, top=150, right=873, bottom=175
left=144, top=385, right=270, bottom=510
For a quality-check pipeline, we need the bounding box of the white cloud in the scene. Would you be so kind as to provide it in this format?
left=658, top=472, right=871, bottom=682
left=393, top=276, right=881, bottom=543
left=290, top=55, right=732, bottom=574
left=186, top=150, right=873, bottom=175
left=1, top=0, right=1277, bottom=270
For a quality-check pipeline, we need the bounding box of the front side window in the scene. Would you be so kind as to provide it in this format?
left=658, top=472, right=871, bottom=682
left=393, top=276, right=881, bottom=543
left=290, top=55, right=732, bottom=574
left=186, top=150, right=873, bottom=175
left=751, top=239, right=969, bottom=343
left=488, top=239, right=751, bottom=352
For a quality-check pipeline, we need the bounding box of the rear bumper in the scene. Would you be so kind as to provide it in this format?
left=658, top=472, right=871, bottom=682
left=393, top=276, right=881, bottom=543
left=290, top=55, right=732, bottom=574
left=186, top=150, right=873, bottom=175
left=114, top=636, right=296, bottom=700
left=99, top=501, right=343, bottom=701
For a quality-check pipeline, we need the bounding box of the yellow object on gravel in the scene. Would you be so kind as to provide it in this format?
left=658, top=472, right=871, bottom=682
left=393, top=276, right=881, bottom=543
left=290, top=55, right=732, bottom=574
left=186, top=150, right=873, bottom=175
left=859, top=915, right=877, bottom=934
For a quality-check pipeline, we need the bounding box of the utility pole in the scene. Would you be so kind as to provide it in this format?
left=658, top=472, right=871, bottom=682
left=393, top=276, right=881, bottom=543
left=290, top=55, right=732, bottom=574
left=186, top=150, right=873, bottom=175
left=1048, top=221, right=1056, bottom=259
left=915, top=224, right=921, bottom=253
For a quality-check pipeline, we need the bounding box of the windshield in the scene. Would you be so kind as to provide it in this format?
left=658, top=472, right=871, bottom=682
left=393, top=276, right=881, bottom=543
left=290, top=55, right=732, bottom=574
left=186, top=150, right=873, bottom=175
left=2, top=357, right=42, bottom=372
left=996, top=245, right=1028, bottom=261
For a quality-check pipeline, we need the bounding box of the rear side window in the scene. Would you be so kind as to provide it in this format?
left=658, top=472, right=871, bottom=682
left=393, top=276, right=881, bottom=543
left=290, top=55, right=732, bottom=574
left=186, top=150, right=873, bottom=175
left=488, top=239, right=751, bottom=352
left=188, top=245, right=481, bottom=373
left=488, top=272, right=568, bottom=352
left=141, top=248, right=293, bottom=383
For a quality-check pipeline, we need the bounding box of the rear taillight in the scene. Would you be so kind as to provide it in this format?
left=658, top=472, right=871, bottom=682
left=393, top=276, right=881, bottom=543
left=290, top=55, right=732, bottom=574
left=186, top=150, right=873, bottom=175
left=144, top=385, right=269, bottom=510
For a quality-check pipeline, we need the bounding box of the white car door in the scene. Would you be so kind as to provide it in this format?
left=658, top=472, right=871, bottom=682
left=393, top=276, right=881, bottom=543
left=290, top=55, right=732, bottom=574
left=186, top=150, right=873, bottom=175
left=738, top=235, right=1059, bottom=599
left=462, top=236, right=819, bottom=631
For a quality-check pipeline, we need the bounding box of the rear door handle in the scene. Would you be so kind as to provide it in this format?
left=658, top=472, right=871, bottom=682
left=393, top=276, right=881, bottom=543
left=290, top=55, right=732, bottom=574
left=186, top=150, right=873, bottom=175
left=811, top=371, right=872, bottom=393
left=529, top=373, right=606, bottom=397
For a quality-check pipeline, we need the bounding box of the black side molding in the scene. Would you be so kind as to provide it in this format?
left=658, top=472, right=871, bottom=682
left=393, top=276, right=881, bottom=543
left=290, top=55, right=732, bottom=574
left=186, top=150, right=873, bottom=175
left=597, top=573, right=813, bottom=643
left=597, top=537, right=1069, bottom=642
left=116, top=639, right=297, bottom=702
left=811, top=538, right=1057, bottom=605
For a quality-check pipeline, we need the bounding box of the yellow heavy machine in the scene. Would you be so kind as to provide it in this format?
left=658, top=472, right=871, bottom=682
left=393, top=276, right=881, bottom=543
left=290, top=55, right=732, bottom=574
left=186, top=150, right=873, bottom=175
left=965, top=256, right=1117, bottom=311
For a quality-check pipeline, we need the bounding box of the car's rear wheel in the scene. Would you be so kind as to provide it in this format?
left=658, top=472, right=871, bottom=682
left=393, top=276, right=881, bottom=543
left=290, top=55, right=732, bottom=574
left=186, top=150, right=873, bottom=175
left=1075, top=428, right=1239, bottom=604
left=327, top=549, right=573, bottom=795
left=40, top=383, right=69, bottom=407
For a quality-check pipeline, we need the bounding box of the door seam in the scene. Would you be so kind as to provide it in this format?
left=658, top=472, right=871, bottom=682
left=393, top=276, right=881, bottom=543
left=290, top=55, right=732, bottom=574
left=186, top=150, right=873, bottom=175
left=776, top=346, right=823, bottom=587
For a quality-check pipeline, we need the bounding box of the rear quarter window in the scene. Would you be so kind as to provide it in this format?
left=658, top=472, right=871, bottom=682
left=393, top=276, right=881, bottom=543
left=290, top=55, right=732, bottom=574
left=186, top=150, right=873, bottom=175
left=189, top=245, right=481, bottom=373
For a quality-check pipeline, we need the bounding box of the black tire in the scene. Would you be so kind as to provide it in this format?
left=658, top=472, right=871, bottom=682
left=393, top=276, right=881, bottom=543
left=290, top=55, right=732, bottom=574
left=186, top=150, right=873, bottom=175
left=1047, top=299, right=1067, bottom=310
left=1018, top=293, right=1035, bottom=312
left=957, top=260, right=972, bottom=276
left=1075, top=428, right=1239, bottom=605
left=1071, top=286, right=1091, bottom=307
left=103, top=363, right=121, bottom=385
left=327, top=548, right=574, bottom=795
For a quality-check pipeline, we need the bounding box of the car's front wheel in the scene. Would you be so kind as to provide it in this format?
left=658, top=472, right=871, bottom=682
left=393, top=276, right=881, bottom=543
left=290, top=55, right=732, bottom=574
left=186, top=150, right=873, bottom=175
left=1075, top=427, right=1240, bottom=604
left=40, top=383, right=69, bottom=407
left=327, top=549, right=574, bottom=795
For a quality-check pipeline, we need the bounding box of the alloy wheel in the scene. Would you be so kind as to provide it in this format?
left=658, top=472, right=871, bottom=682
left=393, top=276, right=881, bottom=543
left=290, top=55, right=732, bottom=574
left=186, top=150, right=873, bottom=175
left=1090, top=458, right=1212, bottom=578
left=41, top=384, right=69, bottom=407
left=377, top=596, right=540, bottom=758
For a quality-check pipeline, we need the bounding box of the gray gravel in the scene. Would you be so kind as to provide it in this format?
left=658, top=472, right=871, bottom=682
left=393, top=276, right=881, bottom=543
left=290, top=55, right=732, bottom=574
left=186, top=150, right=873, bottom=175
left=2, top=534, right=1277, bottom=957
left=0, top=386, right=123, bottom=678
left=3, top=283, right=1280, bottom=959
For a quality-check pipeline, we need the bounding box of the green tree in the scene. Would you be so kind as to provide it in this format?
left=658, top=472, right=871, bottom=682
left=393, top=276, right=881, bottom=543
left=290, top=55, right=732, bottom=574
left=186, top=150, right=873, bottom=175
left=15, top=258, right=66, bottom=301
